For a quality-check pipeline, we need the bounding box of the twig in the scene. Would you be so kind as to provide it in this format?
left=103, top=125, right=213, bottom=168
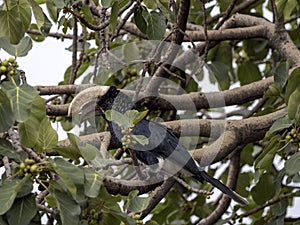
left=237, top=192, right=298, bottom=219
left=2, top=156, right=12, bottom=177
left=200, top=0, right=209, bottom=62
left=114, top=3, right=137, bottom=38
left=198, top=149, right=242, bottom=225
left=140, top=177, right=176, bottom=219
left=69, top=17, right=78, bottom=85
left=215, top=0, right=238, bottom=30
left=173, top=176, right=212, bottom=196
left=66, top=8, right=110, bottom=31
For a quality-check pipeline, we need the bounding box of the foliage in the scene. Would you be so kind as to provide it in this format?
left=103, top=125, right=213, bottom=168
left=1, top=0, right=300, bottom=224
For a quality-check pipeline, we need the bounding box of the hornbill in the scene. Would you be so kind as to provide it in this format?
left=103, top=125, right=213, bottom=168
left=68, top=86, right=248, bottom=205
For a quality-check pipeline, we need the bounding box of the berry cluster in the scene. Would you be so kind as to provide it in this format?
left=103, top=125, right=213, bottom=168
left=19, top=158, right=40, bottom=177
left=121, top=127, right=137, bottom=149
left=284, top=127, right=300, bottom=146
left=81, top=209, right=102, bottom=225
left=0, top=57, right=18, bottom=77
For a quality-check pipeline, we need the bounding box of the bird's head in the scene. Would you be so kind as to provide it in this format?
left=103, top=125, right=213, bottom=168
left=68, top=86, right=132, bottom=120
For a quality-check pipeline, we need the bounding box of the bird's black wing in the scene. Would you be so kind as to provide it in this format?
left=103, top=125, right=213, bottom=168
left=131, top=119, right=201, bottom=175
left=131, top=119, right=248, bottom=205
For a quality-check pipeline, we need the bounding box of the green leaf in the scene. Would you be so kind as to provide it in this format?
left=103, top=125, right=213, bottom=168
left=0, top=89, right=14, bottom=132
left=268, top=117, right=293, bottom=134
left=53, top=133, right=81, bottom=160
left=270, top=197, right=288, bottom=216
left=0, top=139, right=24, bottom=160
left=207, top=61, right=230, bottom=90
left=276, top=0, right=297, bottom=18
left=18, top=95, right=46, bottom=148
left=285, top=67, right=300, bottom=105
left=274, top=61, right=289, bottom=86
left=27, top=24, right=45, bottom=42
left=83, top=168, right=103, bottom=198
left=132, top=134, right=149, bottom=146
left=285, top=152, right=300, bottom=176
left=50, top=189, right=81, bottom=225
left=237, top=60, right=261, bottom=85
left=264, top=82, right=283, bottom=98
left=243, top=39, right=268, bottom=60
left=250, top=173, right=275, bottom=205
left=51, top=158, right=85, bottom=202
left=126, top=190, right=151, bottom=212
left=0, top=176, right=30, bottom=215
left=287, top=88, right=300, bottom=120
left=0, top=9, right=24, bottom=44
left=123, top=42, right=139, bottom=63
left=35, top=117, right=58, bottom=153
left=53, top=0, right=65, bottom=9
left=105, top=109, right=129, bottom=127
left=6, top=194, right=37, bottom=225
left=14, top=0, right=32, bottom=33
left=124, top=110, right=148, bottom=126
left=110, top=1, right=119, bottom=33
left=236, top=172, right=251, bottom=197
left=0, top=36, right=33, bottom=57
left=145, top=11, right=166, bottom=40
left=46, top=0, right=58, bottom=22
left=2, top=83, right=38, bottom=122
left=255, top=136, right=279, bottom=171
left=28, top=0, right=44, bottom=28
left=101, top=0, right=112, bottom=8
left=134, top=6, right=148, bottom=34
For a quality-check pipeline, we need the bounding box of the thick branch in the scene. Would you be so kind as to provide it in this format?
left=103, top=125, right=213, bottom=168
left=42, top=76, right=273, bottom=116
left=104, top=176, right=163, bottom=195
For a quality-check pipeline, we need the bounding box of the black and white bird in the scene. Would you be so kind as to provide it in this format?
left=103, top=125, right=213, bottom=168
left=68, top=86, right=248, bottom=205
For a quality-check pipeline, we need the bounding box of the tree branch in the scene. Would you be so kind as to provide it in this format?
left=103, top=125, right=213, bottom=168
left=198, top=149, right=242, bottom=225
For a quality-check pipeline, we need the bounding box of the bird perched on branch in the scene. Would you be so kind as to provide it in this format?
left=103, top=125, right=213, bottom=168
left=68, top=86, right=248, bottom=205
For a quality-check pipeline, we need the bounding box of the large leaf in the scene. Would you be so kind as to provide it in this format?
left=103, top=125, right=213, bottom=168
left=237, top=60, right=261, bottom=85
left=1, top=83, right=38, bottom=122
left=53, top=133, right=81, bottom=160
left=0, top=36, right=33, bottom=57
left=250, top=173, right=275, bottom=205
left=0, top=176, right=30, bottom=215
left=285, top=67, right=300, bottom=104
left=83, top=168, right=103, bottom=198
left=145, top=11, right=166, bottom=40
left=6, top=194, right=37, bottom=225
left=0, top=89, right=14, bottom=132
left=255, top=136, right=279, bottom=171
left=0, top=139, right=24, bottom=161
left=50, top=189, right=81, bottom=225
left=207, top=61, right=231, bottom=90
left=276, top=0, right=297, bottom=18
left=123, top=42, right=139, bottom=63
left=0, top=9, right=24, bottom=44
left=287, top=88, right=300, bottom=120
left=46, top=0, right=58, bottom=22
left=285, top=152, right=300, bottom=176
left=134, top=6, right=148, bottom=34
left=268, top=117, right=293, bottom=134
left=35, top=117, right=58, bottom=153
left=18, top=95, right=46, bottom=148
left=51, top=158, right=85, bottom=202
left=28, top=0, right=52, bottom=34
left=125, top=190, right=151, bottom=212
left=12, top=0, right=32, bottom=34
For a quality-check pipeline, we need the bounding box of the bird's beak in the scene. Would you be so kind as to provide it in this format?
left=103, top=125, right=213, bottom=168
left=68, top=86, right=110, bottom=120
